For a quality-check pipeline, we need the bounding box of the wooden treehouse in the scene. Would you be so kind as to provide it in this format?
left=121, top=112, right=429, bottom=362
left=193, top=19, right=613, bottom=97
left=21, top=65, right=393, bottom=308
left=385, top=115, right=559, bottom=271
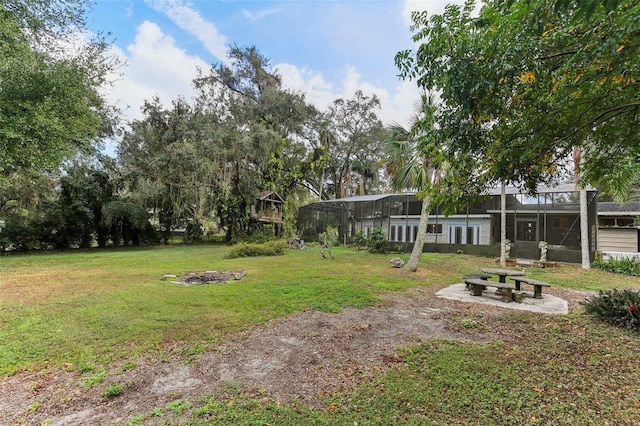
left=252, top=191, right=284, bottom=224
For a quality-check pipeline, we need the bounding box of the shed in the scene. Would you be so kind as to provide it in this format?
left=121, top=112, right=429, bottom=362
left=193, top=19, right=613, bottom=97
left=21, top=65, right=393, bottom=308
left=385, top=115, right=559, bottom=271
left=597, top=202, right=640, bottom=257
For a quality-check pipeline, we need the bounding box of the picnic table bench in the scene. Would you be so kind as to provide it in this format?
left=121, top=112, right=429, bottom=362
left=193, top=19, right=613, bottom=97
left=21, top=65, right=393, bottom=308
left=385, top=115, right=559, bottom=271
left=463, top=273, right=492, bottom=290
left=464, top=278, right=516, bottom=303
left=509, top=277, right=551, bottom=299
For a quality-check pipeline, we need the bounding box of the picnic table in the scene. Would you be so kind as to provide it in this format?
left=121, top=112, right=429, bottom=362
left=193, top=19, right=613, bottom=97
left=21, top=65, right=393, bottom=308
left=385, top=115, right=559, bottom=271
left=481, top=268, right=525, bottom=283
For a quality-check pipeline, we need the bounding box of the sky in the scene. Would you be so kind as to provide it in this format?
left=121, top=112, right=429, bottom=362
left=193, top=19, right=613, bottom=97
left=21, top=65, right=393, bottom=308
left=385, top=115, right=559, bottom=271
left=87, top=0, right=466, bottom=153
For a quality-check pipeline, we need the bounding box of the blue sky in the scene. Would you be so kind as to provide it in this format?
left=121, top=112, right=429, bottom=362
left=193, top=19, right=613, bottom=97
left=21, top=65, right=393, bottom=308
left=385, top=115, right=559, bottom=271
left=87, top=0, right=465, bottom=142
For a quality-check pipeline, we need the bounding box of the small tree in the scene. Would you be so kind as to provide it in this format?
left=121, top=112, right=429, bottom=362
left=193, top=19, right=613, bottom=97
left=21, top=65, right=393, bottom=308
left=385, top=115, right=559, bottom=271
left=367, top=227, right=389, bottom=254
left=353, top=230, right=367, bottom=250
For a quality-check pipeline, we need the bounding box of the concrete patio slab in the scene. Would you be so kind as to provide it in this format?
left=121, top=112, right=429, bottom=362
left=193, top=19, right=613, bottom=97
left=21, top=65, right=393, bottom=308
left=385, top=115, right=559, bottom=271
left=435, top=283, right=569, bottom=314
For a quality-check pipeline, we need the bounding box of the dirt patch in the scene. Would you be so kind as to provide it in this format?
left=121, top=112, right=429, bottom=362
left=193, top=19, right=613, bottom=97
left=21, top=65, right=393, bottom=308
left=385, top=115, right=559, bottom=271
left=0, top=285, right=590, bottom=425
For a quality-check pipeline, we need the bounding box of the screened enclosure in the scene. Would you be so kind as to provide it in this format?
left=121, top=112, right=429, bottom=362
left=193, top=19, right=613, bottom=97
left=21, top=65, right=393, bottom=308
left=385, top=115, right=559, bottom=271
left=297, top=184, right=598, bottom=263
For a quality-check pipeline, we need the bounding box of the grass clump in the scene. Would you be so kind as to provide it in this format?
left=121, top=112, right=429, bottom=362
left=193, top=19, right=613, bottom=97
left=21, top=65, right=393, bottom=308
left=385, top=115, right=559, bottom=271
left=581, top=288, right=640, bottom=331
left=592, top=256, right=640, bottom=276
left=166, top=399, right=193, bottom=415
left=103, top=382, right=126, bottom=399
left=224, top=240, right=287, bottom=258
left=83, top=371, right=106, bottom=388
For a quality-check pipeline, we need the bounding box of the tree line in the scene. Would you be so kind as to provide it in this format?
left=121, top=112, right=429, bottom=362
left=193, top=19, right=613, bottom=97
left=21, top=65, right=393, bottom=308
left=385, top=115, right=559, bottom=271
left=1, top=0, right=638, bottom=254
left=0, top=1, right=390, bottom=250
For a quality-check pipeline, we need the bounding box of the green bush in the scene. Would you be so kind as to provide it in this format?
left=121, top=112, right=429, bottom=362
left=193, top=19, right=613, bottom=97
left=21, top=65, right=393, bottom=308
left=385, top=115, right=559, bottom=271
left=352, top=230, right=366, bottom=250
left=183, top=220, right=204, bottom=244
left=224, top=240, right=287, bottom=259
left=367, top=227, right=389, bottom=254
left=581, top=289, right=640, bottom=331
left=593, top=256, right=640, bottom=276
left=233, top=225, right=277, bottom=244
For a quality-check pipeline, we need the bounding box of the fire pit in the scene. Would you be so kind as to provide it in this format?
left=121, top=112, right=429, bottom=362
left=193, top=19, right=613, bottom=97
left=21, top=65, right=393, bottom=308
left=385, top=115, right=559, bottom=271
left=161, top=270, right=246, bottom=285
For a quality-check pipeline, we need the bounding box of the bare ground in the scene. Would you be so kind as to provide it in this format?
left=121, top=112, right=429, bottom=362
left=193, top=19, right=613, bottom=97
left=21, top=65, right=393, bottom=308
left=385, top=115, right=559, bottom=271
left=0, top=284, right=591, bottom=426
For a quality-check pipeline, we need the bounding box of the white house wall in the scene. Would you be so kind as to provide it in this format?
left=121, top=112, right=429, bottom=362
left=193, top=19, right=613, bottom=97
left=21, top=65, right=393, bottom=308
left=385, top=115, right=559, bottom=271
left=598, top=228, right=638, bottom=253
left=388, top=216, right=491, bottom=245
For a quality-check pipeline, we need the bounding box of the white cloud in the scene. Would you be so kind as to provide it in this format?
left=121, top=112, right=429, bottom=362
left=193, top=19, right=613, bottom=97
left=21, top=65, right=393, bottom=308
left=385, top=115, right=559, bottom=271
left=275, top=62, right=337, bottom=111
left=145, top=0, right=228, bottom=60
left=100, top=21, right=209, bottom=154
left=276, top=62, right=419, bottom=129
left=403, top=0, right=479, bottom=27
left=403, top=0, right=449, bottom=26
left=101, top=1, right=428, bottom=157
left=242, top=8, right=277, bottom=23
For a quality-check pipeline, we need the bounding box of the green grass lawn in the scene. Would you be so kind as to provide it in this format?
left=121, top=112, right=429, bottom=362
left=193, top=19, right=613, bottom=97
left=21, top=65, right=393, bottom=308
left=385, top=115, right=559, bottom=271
left=2, top=245, right=640, bottom=425
left=1, top=245, right=433, bottom=375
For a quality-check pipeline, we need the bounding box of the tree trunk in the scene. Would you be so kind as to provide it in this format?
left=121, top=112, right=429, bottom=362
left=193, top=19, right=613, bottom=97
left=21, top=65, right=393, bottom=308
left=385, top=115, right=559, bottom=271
left=575, top=147, right=590, bottom=269
left=404, top=195, right=430, bottom=272
left=580, top=187, right=591, bottom=269
left=318, top=169, right=325, bottom=201
left=500, top=183, right=507, bottom=267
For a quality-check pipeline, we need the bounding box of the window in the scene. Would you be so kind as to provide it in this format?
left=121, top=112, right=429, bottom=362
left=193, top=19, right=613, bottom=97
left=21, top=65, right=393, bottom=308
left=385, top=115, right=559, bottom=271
left=427, top=224, right=443, bottom=233
left=516, top=220, right=536, bottom=241
left=466, top=226, right=480, bottom=245
left=390, top=225, right=397, bottom=241
left=449, top=226, right=463, bottom=244
left=552, top=217, right=570, bottom=229
left=449, top=225, right=480, bottom=244
left=599, top=217, right=636, bottom=228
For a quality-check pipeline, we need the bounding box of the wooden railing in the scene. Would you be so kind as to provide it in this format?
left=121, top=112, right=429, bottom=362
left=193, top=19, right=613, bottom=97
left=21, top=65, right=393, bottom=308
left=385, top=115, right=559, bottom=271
left=256, top=211, right=283, bottom=223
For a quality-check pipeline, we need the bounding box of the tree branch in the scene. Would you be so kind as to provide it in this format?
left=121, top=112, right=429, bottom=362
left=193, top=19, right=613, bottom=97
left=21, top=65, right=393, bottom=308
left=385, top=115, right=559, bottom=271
left=559, top=101, right=640, bottom=142
left=536, top=50, right=578, bottom=61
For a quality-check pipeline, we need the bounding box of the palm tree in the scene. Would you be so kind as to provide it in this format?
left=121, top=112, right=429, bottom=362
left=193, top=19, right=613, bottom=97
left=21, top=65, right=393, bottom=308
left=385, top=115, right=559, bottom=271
left=385, top=92, right=444, bottom=272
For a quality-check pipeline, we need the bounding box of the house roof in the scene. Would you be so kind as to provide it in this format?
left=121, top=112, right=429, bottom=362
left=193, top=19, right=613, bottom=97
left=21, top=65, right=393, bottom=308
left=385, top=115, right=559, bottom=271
left=485, top=183, right=596, bottom=196
left=314, top=184, right=596, bottom=204
left=257, top=191, right=284, bottom=203
left=325, top=194, right=402, bottom=203
left=598, top=202, right=640, bottom=215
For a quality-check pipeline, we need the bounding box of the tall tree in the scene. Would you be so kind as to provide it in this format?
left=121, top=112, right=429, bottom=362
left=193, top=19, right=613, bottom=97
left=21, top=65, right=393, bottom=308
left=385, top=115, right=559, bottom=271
left=386, top=93, right=445, bottom=272
left=396, top=0, right=638, bottom=266
left=193, top=46, right=318, bottom=238
left=396, top=0, right=639, bottom=195
left=0, top=0, right=118, bottom=177
left=118, top=98, right=217, bottom=242
left=325, top=90, right=388, bottom=199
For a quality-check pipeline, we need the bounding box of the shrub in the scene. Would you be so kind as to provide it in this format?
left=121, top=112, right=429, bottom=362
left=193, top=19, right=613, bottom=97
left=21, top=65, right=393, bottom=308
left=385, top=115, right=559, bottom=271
left=367, top=227, right=389, bottom=254
left=233, top=225, right=277, bottom=244
left=592, top=256, right=640, bottom=276
left=352, top=230, right=366, bottom=250
left=183, top=220, right=204, bottom=244
left=581, top=289, right=640, bottom=331
left=224, top=240, right=287, bottom=259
